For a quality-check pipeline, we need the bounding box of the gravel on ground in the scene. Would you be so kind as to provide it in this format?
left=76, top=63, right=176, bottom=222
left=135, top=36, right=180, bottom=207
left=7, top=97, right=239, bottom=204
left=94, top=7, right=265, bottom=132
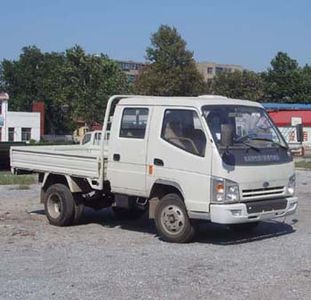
left=0, top=170, right=310, bottom=300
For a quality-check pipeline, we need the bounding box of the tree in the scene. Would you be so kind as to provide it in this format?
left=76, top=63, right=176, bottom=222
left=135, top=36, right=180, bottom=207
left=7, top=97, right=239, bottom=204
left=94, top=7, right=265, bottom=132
left=298, top=65, right=311, bottom=102
left=0, top=45, right=129, bottom=134
left=1, top=46, right=45, bottom=111
left=262, top=52, right=303, bottom=102
left=0, top=46, right=70, bottom=133
left=208, top=70, right=265, bottom=101
left=135, top=25, right=205, bottom=96
left=63, top=46, right=128, bottom=128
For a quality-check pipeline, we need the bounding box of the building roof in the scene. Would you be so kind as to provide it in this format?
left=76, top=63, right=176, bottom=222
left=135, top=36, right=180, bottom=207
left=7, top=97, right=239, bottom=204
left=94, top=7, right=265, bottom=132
left=118, top=95, right=263, bottom=109
left=197, top=61, right=243, bottom=69
left=115, top=60, right=146, bottom=65
left=263, top=103, right=311, bottom=111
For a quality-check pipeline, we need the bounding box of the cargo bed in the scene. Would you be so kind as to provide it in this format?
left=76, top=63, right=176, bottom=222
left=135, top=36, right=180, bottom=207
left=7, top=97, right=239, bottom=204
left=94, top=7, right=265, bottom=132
left=10, top=145, right=108, bottom=179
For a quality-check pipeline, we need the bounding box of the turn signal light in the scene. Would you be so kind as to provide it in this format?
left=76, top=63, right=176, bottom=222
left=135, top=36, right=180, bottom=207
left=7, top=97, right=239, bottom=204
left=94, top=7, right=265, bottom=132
left=216, top=182, right=224, bottom=193
left=148, top=165, right=154, bottom=175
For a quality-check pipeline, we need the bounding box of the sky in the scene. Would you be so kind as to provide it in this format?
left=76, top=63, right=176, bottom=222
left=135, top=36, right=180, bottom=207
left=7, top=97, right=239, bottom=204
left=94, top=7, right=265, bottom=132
left=0, top=0, right=310, bottom=71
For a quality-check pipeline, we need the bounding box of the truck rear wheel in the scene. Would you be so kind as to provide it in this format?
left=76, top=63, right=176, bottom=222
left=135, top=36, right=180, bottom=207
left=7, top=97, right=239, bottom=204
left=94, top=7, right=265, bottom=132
left=44, top=184, right=75, bottom=226
left=72, top=194, right=84, bottom=225
left=154, top=193, right=195, bottom=243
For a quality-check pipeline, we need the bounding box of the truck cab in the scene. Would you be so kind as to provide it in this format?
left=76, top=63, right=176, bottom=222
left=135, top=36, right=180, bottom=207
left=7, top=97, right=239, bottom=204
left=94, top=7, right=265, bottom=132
left=106, top=96, right=297, bottom=241
left=80, top=130, right=110, bottom=147
left=10, top=95, right=297, bottom=243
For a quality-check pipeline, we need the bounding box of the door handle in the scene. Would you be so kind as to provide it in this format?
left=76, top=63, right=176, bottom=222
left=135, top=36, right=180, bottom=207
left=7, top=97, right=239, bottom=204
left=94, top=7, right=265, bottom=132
left=113, top=153, right=120, bottom=161
left=154, top=158, right=164, bottom=166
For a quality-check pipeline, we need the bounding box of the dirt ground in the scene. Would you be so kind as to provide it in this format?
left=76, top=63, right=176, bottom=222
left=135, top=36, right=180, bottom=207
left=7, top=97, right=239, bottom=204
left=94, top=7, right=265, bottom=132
left=0, top=170, right=310, bottom=300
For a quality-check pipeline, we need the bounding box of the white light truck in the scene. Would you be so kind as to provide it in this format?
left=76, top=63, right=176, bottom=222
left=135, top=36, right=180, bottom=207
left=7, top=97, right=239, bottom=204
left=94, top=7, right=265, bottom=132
left=10, top=95, right=297, bottom=243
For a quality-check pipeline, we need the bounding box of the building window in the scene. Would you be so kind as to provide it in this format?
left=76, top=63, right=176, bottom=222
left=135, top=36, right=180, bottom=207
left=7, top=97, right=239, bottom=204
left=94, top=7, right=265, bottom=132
left=127, top=74, right=136, bottom=83
left=161, top=109, right=206, bottom=156
left=8, top=128, right=14, bottom=142
left=120, top=108, right=149, bottom=139
left=215, top=67, right=224, bottom=74
left=21, top=128, right=31, bottom=141
left=207, top=67, right=213, bottom=74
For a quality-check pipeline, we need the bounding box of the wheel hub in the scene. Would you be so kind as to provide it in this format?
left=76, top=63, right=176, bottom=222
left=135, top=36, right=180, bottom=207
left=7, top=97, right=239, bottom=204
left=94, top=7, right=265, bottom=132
left=161, top=205, right=185, bottom=235
left=47, top=193, right=62, bottom=219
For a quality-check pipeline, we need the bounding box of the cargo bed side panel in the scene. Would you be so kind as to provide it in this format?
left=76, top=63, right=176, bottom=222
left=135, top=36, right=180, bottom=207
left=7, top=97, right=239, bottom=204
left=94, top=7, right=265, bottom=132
left=11, top=146, right=101, bottom=179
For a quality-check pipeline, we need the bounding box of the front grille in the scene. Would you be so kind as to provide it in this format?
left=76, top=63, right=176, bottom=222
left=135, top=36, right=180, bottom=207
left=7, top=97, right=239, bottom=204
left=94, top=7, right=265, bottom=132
left=242, top=186, right=285, bottom=200
left=246, top=199, right=287, bottom=213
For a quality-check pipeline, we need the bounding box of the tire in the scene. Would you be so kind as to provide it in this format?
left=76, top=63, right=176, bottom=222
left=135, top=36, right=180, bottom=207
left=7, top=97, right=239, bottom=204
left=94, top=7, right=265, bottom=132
left=228, top=222, right=259, bottom=232
left=73, top=203, right=84, bottom=224
left=154, top=193, right=196, bottom=243
left=73, top=194, right=84, bottom=225
left=112, top=206, right=145, bottom=220
left=44, top=184, right=75, bottom=226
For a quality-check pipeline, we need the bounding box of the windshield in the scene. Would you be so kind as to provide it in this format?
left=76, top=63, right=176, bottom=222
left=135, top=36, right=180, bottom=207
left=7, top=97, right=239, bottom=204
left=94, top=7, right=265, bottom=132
left=81, top=133, right=92, bottom=145
left=202, top=105, right=287, bottom=148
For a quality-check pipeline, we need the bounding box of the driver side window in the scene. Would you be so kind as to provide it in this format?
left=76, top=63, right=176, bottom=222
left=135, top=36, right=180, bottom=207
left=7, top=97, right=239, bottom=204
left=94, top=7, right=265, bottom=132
left=161, top=109, right=206, bottom=156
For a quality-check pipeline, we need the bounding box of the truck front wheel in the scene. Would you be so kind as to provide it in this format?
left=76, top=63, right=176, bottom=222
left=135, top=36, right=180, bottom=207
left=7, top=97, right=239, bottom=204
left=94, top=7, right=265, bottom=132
left=44, top=184, right=75, bottom=226
left=154, top=193, right=195, bottom=243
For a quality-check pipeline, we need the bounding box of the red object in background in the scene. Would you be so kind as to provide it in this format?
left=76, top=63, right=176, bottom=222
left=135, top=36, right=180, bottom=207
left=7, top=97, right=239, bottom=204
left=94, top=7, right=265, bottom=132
left=90, top=122, right=102, bottom=131
left=268, top=110, right=311, bottom=127
left=32, top=102, right=45, bottom=137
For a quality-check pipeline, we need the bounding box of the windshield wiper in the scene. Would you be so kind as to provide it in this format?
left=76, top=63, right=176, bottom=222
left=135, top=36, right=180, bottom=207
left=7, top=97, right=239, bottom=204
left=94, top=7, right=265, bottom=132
left=235, top=134, right=256, bottom=143
left=246, top=137, right=288, bottom=150
left=234, top=135, right=260, bottom=151
left=239, top=140, right=260, bottom=151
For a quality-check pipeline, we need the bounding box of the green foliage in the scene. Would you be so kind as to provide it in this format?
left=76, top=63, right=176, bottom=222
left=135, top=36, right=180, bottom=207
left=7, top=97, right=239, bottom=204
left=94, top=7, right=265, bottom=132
left=62, top=46, right=128, bottom=128
left=262, top=52, right=304, bottom=102
left=135, top=25, right=205, bottom=96
left=0, top=172, right=37, bottom=185
left=208, top=70, right=264, bottom=101
left=1, top=35, right=311, bottom=137
left=208, top=51, right=311, bottom=103
left=299, top=65, right=311, bottom=102
left=1, top=46, right=44, bottom=111
left=0, top=45, right=129, bottom=134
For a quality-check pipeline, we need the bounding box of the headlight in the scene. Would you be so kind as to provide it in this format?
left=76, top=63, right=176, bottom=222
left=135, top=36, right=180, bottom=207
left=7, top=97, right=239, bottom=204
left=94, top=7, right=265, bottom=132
left=211, top=177, right=240, bottom=203
left=287, top=174, right=296, bottom=196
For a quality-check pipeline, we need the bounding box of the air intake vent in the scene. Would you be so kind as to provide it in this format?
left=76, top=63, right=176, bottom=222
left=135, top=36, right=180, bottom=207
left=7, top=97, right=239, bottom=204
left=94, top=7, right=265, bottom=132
left=242, top=186, right=285, bottom=200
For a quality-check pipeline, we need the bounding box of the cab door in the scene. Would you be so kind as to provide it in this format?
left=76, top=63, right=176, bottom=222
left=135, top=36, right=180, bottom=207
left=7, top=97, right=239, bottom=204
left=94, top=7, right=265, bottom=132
left=107, top=105, right=151, bottom=196
left=146, top=106, right=212, bottom=212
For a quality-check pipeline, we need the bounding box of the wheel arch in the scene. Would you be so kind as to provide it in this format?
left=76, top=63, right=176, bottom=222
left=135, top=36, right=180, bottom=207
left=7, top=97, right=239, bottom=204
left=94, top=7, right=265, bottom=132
left=149, top=179, right=184, bottom=200
left=40, top=173, right=91, bottom=203
left=148, top=180, right=185, bottom=219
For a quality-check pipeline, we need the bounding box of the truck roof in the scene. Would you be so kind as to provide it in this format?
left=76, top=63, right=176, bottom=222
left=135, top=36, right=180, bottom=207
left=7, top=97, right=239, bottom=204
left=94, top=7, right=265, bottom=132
left=118, top=95, right=263, bottom=109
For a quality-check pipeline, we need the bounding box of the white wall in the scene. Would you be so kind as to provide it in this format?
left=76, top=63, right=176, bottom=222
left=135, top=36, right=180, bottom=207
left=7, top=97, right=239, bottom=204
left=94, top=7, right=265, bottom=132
left=0, top=100, right=9, bottom=140
left=6, top=111, right=41, bottom=142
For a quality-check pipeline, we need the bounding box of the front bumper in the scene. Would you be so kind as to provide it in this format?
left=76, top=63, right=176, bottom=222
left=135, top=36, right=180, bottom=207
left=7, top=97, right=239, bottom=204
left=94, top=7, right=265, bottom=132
left=210, top=197, right=297, bottom=224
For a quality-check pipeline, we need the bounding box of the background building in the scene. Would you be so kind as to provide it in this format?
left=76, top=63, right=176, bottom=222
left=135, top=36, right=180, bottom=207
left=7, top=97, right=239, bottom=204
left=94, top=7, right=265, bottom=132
left=0, top=92, right=41, bottom=142
left=196, top=61, right=243, bottom=81
left=263, top=103, right=311, bottom=157
left=116, top=60, right=146, bottom=83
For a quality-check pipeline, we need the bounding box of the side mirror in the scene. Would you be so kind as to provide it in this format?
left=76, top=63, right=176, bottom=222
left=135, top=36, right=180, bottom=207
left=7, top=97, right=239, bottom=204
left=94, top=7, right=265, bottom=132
left=296, top=124, right=303, bottom=143
left=221, top=124, right=234, bottom=147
